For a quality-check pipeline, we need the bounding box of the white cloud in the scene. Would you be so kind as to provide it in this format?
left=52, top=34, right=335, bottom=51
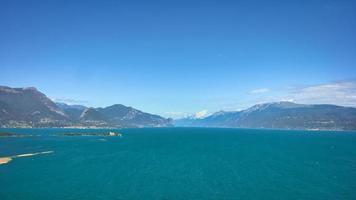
left=249, top=88, right=270, bottom=94
left=226, top=81, right=356, bottom=111
left=283, top=81, right=356, bottom=107
left=278, top=98, right=295, bottom=102
left=52, top=97, right=88, bottom=105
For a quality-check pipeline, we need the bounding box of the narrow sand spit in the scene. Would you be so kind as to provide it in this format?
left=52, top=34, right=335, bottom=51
left=13, top=151, right=54, bottom=158
left=0, top=151, right=54, bottom=165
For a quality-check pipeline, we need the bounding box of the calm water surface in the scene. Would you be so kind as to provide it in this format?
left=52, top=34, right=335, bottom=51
left=0, top=128, right=356, bottom=200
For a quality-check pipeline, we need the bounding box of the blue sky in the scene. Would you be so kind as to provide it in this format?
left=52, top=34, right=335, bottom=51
left=0, top=0, right=356, bottom=118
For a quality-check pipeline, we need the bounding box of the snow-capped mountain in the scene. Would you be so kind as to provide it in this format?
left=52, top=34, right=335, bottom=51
left=174, top=102, right=356, bottom=130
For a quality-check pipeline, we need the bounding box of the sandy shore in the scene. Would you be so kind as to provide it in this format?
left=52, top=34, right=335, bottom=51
left=0, top=151, right=54, bottom=165
left=0, top=157, right=12, bottom=164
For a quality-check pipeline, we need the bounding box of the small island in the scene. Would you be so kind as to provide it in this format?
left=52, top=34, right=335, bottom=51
left=62, top=131, right=122, bottom=137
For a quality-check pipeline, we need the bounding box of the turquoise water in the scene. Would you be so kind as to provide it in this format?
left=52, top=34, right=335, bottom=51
left=1, top=128, right=356, bottom=200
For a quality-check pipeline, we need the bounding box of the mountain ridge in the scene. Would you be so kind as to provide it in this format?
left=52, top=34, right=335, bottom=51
left=0, top=86, right=172, bottom=128
left=1, top=85, right=356, bottom=130
left=174, top=102, right=356, bottom=130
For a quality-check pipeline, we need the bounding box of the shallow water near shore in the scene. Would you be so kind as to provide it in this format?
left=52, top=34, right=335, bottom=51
left=1, top=128, right=356, bottom=199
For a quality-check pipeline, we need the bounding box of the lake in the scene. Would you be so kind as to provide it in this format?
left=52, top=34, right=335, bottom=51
left=1, top=128, right=356, bottom=199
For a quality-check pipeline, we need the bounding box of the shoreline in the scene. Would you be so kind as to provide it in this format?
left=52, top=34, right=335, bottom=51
left=0, top=157, right=12, bottom=164
left=0, top=151, right=54, bottom=165
left=1, top=126, right=356, bottom=132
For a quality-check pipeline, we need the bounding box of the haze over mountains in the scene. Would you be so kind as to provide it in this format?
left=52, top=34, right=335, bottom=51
left=174, top=102, right=356, bottom=130
left=0, top=86, right=172, bottom=128
left=1, top=85, right=356, bottom=130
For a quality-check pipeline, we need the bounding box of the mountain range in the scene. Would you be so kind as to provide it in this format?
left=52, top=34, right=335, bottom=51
left=174, top=101, right=356, bottom=131
left=1, top=85, right=356, bottom=130
left=0, top=86, right=172, bottom=128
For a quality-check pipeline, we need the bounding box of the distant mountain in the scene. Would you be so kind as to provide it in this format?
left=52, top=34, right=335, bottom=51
left=56, top=102, right=87, bottom=111
left=56, top=102, right=87, bottom=121
left=80, top=104, right=172, bottom=128
left=2, top=85, right=355, bottom=130
left=78, top=107, right=108, bottom=127
left=0, top=86, right=69, bottom=127
left=0, top=86, right=172, bottom=128
left=174, top=102, right=356, bottom=130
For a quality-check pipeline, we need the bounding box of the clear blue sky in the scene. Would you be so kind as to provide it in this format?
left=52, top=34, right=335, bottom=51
left=1, top=0, right=356, bottom=118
